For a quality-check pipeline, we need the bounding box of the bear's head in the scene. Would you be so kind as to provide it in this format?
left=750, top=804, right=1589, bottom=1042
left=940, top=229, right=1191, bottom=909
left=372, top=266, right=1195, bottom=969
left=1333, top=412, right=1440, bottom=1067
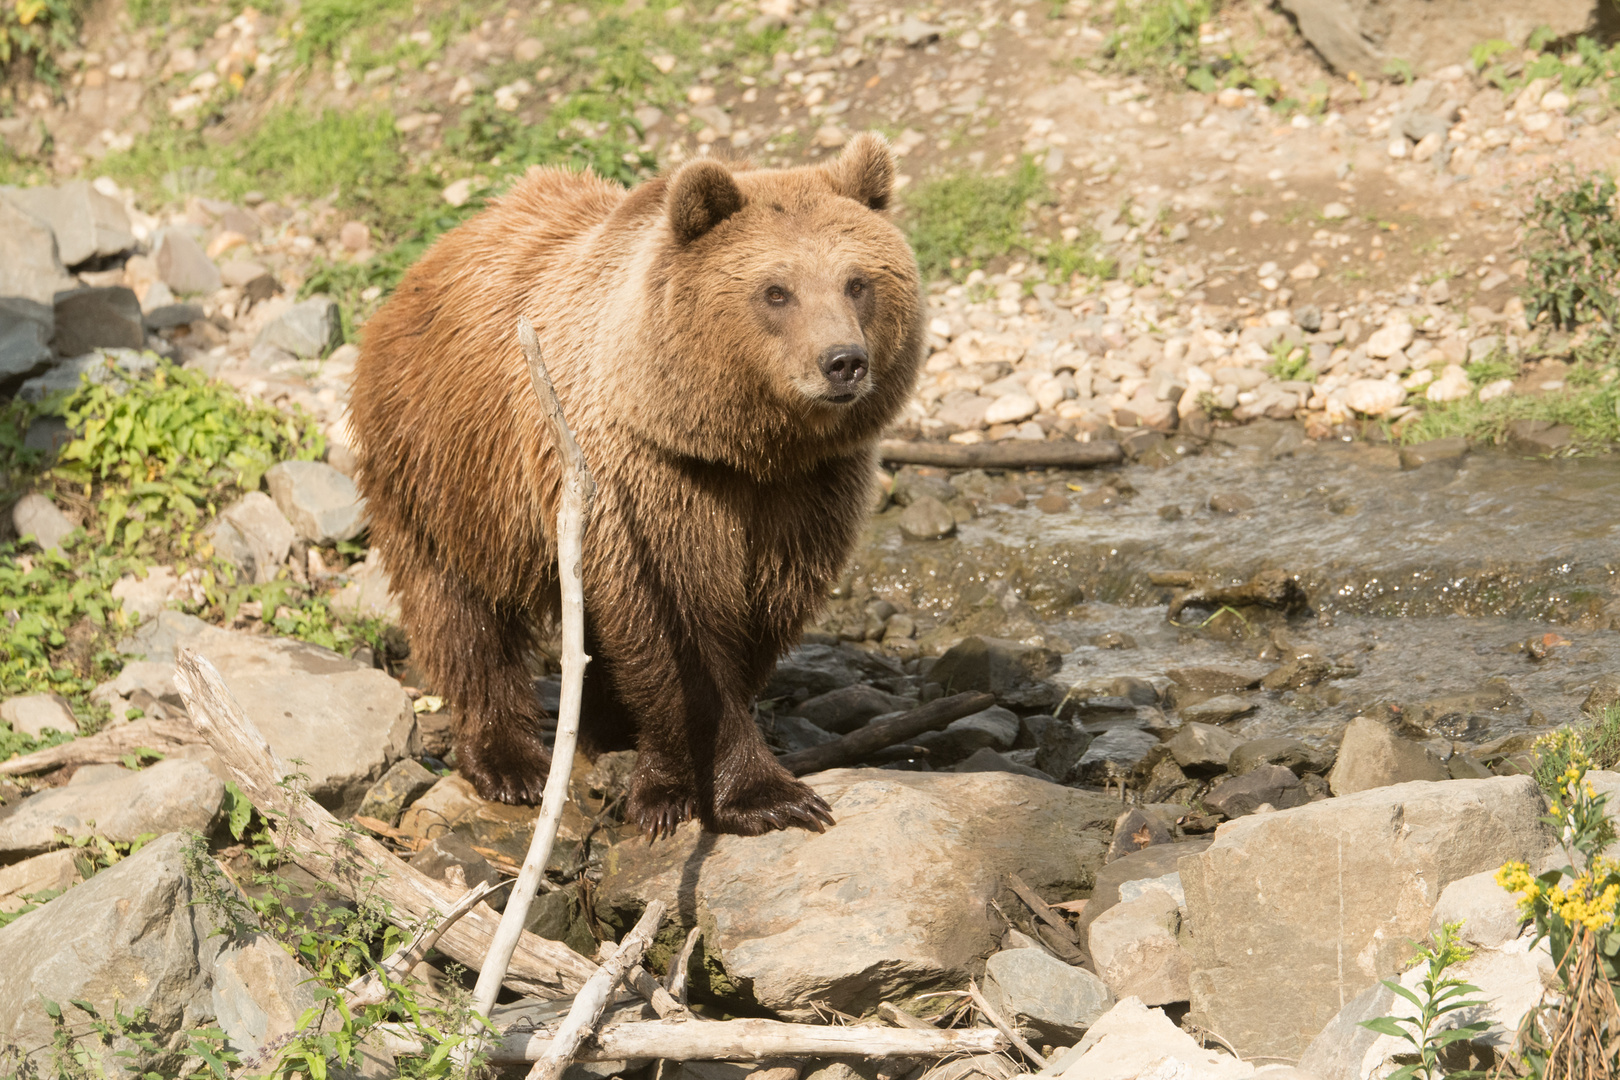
left=632, top=134, right=924, bottom=474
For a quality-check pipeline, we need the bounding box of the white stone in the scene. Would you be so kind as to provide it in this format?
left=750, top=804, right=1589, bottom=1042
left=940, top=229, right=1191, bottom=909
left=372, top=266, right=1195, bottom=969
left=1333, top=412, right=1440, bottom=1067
left=111, top=565, right=181, bottom=621
left=1058, top=997, right=1255, bottom=1080
left=984, top=393, right=1038, bottom=425
left=1322, top=202, right=1350, bottom=220
left=1478, top=378, right=1514, bottom=401
left=1365, top=321, right=1414, bottom=358
left=1088, top=889, right=1192, bottom=1006
left=1342, top=379, right=1403, bottom=416
left=1425, top=364, right=1472, bottom=402
left=0, top=849, right=78, bottom=913
left=442, top=178, right=473, bottom=207
left=1289, top=261, right=1320, bottom=281
left=1431, top=868, right=1526, bottom=949
left=0, top=694, right=77, bottom=738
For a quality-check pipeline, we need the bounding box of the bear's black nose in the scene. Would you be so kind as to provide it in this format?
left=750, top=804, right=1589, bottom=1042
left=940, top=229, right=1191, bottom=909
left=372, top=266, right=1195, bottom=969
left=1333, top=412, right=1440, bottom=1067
left=818, top=344, right=869, bottom=397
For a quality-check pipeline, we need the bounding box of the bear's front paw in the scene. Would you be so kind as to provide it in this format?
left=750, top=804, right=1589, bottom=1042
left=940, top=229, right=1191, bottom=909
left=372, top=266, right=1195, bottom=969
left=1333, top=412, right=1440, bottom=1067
left=628, top=778, right=698, bottom=841
left=710, top=774, right=836, bottom=837
left=456, top=730, right=551, bottom=805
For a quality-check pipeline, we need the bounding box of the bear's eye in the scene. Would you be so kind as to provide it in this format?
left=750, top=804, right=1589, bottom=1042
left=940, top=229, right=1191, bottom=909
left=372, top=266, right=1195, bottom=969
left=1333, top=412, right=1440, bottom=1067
left=765, top=286, right=790, bottom=306
left=847, top=279, right=867, bottom=299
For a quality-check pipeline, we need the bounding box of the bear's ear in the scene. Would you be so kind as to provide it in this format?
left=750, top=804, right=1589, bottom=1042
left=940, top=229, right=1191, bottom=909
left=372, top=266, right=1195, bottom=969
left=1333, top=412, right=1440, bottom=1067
left=824, top=132, right=895, bottom=211
left=667, top=159, right=746, bottom=245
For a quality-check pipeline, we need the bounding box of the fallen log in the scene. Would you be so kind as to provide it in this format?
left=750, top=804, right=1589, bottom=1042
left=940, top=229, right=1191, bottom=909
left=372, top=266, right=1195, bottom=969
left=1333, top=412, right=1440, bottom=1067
left=485, top=1019, right=1005, bottom=1064
left=777, top=691, right=995, bottom=776
left=173, top=649, right=598, bottom=999
left=878, top=439, right=1123, bottom=471
left=0, top=717, right=199, bottom=775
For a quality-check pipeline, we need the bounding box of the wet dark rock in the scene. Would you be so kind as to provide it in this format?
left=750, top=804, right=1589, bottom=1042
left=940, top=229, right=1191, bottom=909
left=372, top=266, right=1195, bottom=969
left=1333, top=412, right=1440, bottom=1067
left=1261, top=655, right=1336, bottom=691
left=1327, top=716, right=1449, bottom=795
left=791, top=684, right=914, bottom=734
left=2, top=181, right=134, bottom=267
left=1398, top=437, right=1468, bottom=470
left=763, top=712, right=841, bottom=754
left=153, top=227, right=221, bottom=294
left=1203, top=764, right=1306, bottom=819
left=1208, top=491, right=1255, bottom=514
left=1076, top=728, right=1161, bottom=785
left=1058, top=695, right=1144, bottom=723
left=913, top=704, right=1020, bottom=764
left=1402, top=679, right=1528, bottom=739
left=1140, top=756, right=1200, bottom=804
left=1110, top=677, right=1160, bottom=705
left=1034, top=716, right=1092, bottom=781
left=763, top=642, right=904, bottom=700
left=1448, top=753, right=1493, bottom=780
left=51, top=286, right=145, bottom=355
left=1108, top=806, right=1176, bottom=861
left=1179, top=694, right=1259, bottom=725
left=889, top=467, right=957, bottom=507
left=1506, top=419, right=1576, bottom=456
left=1166, top=722, right=1242, bottom=777
left=1228, top=737, right=1334, bottom=777
left=898, top=495, right=956, bottom=540
left=356, top=759, right=439, bottom=826
left=0, top=297, right=54, bottom=380
left=953, top=746, right=1056, bottom=781
left=1584, top=675, right=1620, bottom=717
left=1158, top=504, right=1184, bottom=521
left=1168, top=569, right=1313, bottom=624
left=926, top=635, right=1062, bottom=709
left=143, top=301, right=207, bottom=330
left=1091, top=631, right=1137, bottom=649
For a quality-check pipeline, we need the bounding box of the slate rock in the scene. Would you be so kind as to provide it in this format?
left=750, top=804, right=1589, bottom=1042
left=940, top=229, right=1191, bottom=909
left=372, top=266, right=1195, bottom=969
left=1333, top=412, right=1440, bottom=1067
left=983, top=946, right=1113, bottom=1042
left=2, top=181, right=135, bottom=267
left=763, top=642, right=904, bottom=700
left=1228, top=736, right=1333, bottom=777
left=0, top=848, right=78, bottom=912
left=0, top=297, right=54, bottom=380
left=1036, top=717, right=1093, bottom=782
left=1166, top=722, right=1242, bottom=776
left=153, top=227, right=222, bottom=294
left=1182, top=775, right=1556, bottom=1060
left=52, top=286, right=145, bottom=355
left=1179, top=694, right=1259, bottom=725
left=0, top=197, right=79, bottom=305
left=952, top=746, right=1056, bottom=781
left=912, top=704, right=1020, bottom=764
left=1203, top=764, right=1306, bottom=819
left=926, top=635, right=1062, bottom=709
left=0, top=760, right=225, bottom=857
left=1075, top=728, right=1161, bottom=785
left=1087, top=888, right=1191, bottom=1006
left=17, top=346, right=156, bottom=402
left=356, top=758, right=439, bottom=826
left=1327, top=716, right=1449, bottom=795
left=762, top=712, right=841, bottom=754
left=791, top=684, right=914, bottom=734
left=122, top=613, right=416, bottom=814
left=11, top=492, right=76, bottom=551
left=0, top=693, right=78, bottom=737
left=265, top=459, right=366, bottom=545
left=256, top=296, right=340, bottom=359
left=596, top=768, right=1119, bottom=1019
left=207, top=491, right=296, bottom=585
left=897, top=495, right=955, bottom=540
left=1074, top=838, right=1212, bottom=948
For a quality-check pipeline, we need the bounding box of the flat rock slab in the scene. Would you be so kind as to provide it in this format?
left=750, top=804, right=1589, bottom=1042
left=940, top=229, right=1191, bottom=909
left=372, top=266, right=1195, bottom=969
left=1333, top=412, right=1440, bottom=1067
left=123, top=612, right=415, bottom=814
left=1, top=181, right=134, bottom=267
left=0, top=759, right=223, bottom=857
left=1182, top=775, right=1555, bottom=1061
left=0, top=198, right=78, bottom=306
left=0, top=297, right=54, bottom=380
left=265, top=459, right=366, bottom=545
left=596, top=768, right=1119, bottom=1019
left=52, top=286, right=145, bottom=356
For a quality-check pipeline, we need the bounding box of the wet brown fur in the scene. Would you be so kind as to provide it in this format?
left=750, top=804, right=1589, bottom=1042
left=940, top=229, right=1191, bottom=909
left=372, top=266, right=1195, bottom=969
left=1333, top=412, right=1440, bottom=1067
left=349, top=135, right=924, bottom=837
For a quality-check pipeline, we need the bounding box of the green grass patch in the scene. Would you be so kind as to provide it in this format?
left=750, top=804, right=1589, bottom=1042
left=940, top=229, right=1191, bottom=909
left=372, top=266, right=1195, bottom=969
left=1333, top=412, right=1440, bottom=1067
left=1103, top=0, right=1210, bottom=76
left=1266, top=340, right=1313, bottom=382
left=1394, top=372, right=1620, bottom=448
left=293, top=0, right=409, bottom=63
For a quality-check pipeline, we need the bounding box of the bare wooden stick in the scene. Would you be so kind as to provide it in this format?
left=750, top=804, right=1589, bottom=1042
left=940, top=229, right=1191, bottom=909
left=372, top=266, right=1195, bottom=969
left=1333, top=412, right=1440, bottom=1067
left=527, top=900, right=667, bottom=1080
left=172, top=649, right=596, bottom=998
left=628, top=964, right=691, bottom=1019
left=483, top=1017, right=1005, bottom=1063
left=345, top=878, right=501, bottom=1008
left=877, top=439, right=1123, bottom=470
left=776, top=691, right=996, bottom=776
left=0, top=716, right=197, bottom=775
left=966, top=980, right=1046, bottom=1069
left=667, top=925, right=702, bottom=1004
left=470, top=318, right=599, bottom=1022
left=877, top=1002, right=936, bottom=1031
left=1006, top=873, right=1079, bottom=945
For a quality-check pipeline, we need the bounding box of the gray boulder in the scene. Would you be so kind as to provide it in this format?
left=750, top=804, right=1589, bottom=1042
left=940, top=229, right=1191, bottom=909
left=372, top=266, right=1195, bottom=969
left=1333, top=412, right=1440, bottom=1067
left=1182, top=775, right=1556, bottom=1061
left=1075, top=727, right=1160, bottom=785
left=123, top=612, right=416, bottom=814
left=0, top=197, right=78, bottom=305
left=0, top=760, right=224, bottom=858
left=1275, top=0, right=1591, bottom=76
left=18, top=347, right=156, bottom=403
left=265, top=459, right=367, bottom=545
left=0, top=849, right=78, bottom=912
left=356, top=758, right=440, bottom=826
left=256, top=297, right=340, bottom=359
left=763, top=642, right=904, bottom=700
left=1035, top=716, right=1092, bottom=782
left=595, top=768, right=1119, bottom=1019
left=0, top=693, right=77, bottom=737
left=761, top=712, right=840, bottom=754
left=153, top=227, right=222, bottom=294
left=983, top=945, right=1113, bottom=1042
left=1228, top=736, right=1333, bottom=776
left=926, top=635, right=1062, bottom=709
left=1087, top=887, right=1191, bottom=1006
left=52, top=286, right=146, bottom=355
left=791, top=684, right=915, bottom=734
left=1178, top=694, right=1258, bottom=725
left=0, top=297, right=54, bottom=380
left=2, top=181, right=134, bottom=267
left=1166, top=722, right=1241, bottom=776
left=11, top=492, right=76, bottom=551
left=207, top=491, right=296, bottom=585
left=1327, top=716, right=1449, bottom=795
left=1075, top=839, right=1212, bottom=956
left=912, top=704, right=1020, bottom=764
left=897, top=495, right=955, bottom=540
left=1203, top=764, right=1307, bottom=819
left=1430, top=868, right=1526, bottom=949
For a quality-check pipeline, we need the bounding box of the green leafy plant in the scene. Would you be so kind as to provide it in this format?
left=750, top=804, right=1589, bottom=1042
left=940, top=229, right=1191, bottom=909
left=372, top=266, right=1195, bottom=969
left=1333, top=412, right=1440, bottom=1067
left=1357, top=921, right=1491, bottom=1080
left=1523, top=170, right=1620, bottom=330
left=292, top=0, right=409, bottom=63
left=0, top=0, right=83, bottom=84
left=1266, top=340, right=1313, bottom=382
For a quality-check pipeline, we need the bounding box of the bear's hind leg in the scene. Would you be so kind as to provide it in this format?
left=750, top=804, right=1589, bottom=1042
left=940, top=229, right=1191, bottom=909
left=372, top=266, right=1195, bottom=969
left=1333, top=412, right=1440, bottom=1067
left=403, top=566, right=551, bottom=805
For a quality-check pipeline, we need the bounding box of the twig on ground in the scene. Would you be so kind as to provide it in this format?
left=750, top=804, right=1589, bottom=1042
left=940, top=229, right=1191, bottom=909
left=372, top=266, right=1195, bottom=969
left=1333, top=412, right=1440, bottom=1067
left=877, top=1002, right=937, bottom=1031
left=627, top=964, right=692, bottom=1019
left=966, top=980, right=1047, bottom=1069
left=172, top=649, right=596, bottom=998
left=469, top=318, right=599, bottom=1023
left=1006, top=873, right=1079, bottom=945
left=667, top=925, right=702, bottom=1004
left=527, top=899, right=668, bottom=1080
left=877, top=439, right=1123, bottom=470
left=344, top=878, right=501, bottom=1008
left=776, top=692, right=996, bottom=775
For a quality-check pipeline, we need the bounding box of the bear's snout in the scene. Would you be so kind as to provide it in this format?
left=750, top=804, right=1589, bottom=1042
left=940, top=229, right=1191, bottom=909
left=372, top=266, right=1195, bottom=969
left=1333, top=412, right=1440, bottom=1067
left=817, top=344, right=869, bottom=400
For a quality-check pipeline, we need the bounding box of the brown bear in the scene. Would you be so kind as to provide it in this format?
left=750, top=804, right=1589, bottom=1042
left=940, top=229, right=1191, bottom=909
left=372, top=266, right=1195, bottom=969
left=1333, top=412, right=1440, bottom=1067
left=348, top=134, right=924, bottom=837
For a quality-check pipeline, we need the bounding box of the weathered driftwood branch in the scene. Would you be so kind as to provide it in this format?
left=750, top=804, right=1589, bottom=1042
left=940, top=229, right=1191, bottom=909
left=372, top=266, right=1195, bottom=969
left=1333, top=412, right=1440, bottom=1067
left=527, top=899, right=667, bottom=1080
left=627, top=963, right=690, bottom=1019
left=345, top=878, right=501, bottom=1008
left=471, top=318, right=600, bottom=1022
left=172, top=649, right=596, bottom=998
left=485, top=1018, right=1005, bottom=1064
left=0, top=716, right=198, bottom=775
left=1006, top=872, right=1079, bottom=946
left=776, top=691, right=996, bottom=776
left=667, top=924, right=702, bottom=1004
left=878, top=439, right=1123, bottom=471
left=966, top=980, right=1046, bottom=1069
